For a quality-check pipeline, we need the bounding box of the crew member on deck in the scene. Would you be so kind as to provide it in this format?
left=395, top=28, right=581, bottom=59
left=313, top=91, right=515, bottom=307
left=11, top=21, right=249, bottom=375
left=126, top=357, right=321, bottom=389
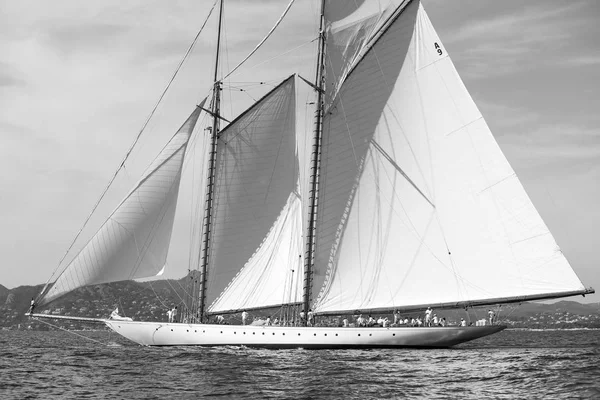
left=242, top=310, right=249, bottom=325
left=28, top=298, right=35, bottom=315
left=425, top=307, right=432, bottom=326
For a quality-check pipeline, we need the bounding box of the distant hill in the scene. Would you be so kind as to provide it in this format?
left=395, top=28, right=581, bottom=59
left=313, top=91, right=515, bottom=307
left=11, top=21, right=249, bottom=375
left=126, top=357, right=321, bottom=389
left=0, top=284, right=8, bottom=299
left=0, top=277, right=598, bottom=330
left=0, top=278, right=191, bottom=330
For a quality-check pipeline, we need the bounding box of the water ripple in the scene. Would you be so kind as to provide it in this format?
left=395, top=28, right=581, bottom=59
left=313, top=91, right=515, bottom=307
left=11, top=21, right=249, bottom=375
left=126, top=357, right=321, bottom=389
left=1, top=329, right=599, bottom=399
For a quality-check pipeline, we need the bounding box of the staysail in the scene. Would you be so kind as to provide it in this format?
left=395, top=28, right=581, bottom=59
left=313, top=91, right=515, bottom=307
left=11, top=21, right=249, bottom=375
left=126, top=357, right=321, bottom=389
left=41, top=106, right=203, bottom=304
left=205, top=76, right=301, bottom=310
left=209, top=192, right=303, bottom=313
left=312, top=0, right=587, bottom=315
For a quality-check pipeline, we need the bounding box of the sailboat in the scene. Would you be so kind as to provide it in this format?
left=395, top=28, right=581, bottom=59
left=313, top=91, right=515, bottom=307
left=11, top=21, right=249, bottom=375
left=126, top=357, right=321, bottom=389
left=30, top=0, right=594, bottom=348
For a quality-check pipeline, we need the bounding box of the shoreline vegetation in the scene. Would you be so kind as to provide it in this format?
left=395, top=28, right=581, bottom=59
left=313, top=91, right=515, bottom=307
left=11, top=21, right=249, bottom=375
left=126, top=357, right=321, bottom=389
left=1, top=280, right=597, bottom=331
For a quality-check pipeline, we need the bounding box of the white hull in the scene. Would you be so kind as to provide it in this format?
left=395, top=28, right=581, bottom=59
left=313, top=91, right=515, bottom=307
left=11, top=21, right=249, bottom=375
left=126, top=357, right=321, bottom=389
left=104, top=320, right=505, bottom=348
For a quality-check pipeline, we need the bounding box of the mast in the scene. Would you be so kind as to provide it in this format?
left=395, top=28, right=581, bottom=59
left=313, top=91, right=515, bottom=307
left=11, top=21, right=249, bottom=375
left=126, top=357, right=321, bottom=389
left=198, top=0, right=224, bottom=323
left=302, top=0, right=326, bottom=325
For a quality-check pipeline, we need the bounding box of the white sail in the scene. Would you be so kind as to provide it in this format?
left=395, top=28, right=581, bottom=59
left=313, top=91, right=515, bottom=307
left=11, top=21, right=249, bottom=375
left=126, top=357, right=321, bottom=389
left=209, top=192, right=303, bottom=313
left=313, top=0, right=586, bottom=314
left=206, top=76, right=299, bottom=308
left=42, top=106, right=203, bottom=304
left=324, top=0, right=404, bottom=104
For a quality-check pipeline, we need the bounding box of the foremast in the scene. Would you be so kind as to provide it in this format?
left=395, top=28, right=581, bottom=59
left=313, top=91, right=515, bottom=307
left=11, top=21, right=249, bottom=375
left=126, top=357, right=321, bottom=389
left=302, top=0, right=327, bottom=325
left=198, top=0, right=224, bottom=323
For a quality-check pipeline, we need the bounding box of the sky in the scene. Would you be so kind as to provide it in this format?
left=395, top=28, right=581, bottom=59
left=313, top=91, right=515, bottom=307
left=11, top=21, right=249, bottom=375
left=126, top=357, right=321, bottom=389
left=1, top=0, right=598, bottom=303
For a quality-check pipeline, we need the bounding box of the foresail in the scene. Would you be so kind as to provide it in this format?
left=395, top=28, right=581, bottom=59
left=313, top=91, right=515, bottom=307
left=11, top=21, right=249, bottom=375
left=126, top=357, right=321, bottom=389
left=205, top=76, right=299, bottom=309
left=313, top=0, right=586, bottom=314
left=41, top=106, right=203, bottom=304
left=209, top=192, right=303, bottom=313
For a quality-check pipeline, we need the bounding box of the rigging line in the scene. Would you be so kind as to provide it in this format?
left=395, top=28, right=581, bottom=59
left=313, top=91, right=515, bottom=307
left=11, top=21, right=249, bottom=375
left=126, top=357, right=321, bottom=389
left=370, top=139, right=435, bottom=208
left=222, top=0, right=296, bottom=80
left=40, top=1, right=219, bottom=300
left=32, top=317, right=109, bottom=347
left=240, top=38, right=318, bottom=77
left=147, top=281, right=173, bottom=310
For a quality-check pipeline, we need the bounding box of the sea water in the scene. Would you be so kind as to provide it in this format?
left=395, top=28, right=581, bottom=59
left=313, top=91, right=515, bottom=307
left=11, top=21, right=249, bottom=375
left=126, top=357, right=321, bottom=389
left=1, top=329, right=599, bottom=399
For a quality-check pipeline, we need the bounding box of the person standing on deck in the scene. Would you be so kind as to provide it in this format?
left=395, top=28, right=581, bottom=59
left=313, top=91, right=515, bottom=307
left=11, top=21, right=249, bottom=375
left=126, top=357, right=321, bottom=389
left=242, top=310, right=249, bottom=325
left=28, top=298, right=35, bottom=315
left=171, top=306, right=178, bottom=323
left=488, top=310, right=495, bottom=325
left=167, top=309, right=173, bottom=323
left=425, top=307, right=432, bottom=326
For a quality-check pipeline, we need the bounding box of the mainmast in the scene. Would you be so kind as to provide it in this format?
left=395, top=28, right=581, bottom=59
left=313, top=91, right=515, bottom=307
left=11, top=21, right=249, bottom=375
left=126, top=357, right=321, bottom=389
left=302, top=0, right=326, bottom=325
left=198, top=0, right=224, bottom=323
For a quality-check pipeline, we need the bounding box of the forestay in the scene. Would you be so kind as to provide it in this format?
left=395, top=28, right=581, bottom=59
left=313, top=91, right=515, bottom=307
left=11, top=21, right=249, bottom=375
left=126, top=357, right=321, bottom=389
left=313, top=0, right=586, bottom=314
left=41, top=106, right=203, bottom=304
left=205, top=76, right=301, bottom=309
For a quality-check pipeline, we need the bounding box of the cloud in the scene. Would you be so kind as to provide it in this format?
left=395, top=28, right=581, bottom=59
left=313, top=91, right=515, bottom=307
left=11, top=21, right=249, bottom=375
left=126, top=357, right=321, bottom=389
left=559, top=55, right=600, bottom=68
left=44, top=23, right=131, bottom=57
left=0, top=72, right=24, bottom=87
left=438, top=1, right=594, bottom=79
left=498, top=123, right=600, bottom=174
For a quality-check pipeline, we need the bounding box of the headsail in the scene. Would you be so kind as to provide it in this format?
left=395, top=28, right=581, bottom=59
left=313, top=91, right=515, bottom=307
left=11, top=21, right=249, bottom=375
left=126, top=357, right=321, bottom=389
left=205, top=76, right=300, bottom=309
left=40, top=105, right=203, bottom=304
left=312, top=0, right=587, bottom=315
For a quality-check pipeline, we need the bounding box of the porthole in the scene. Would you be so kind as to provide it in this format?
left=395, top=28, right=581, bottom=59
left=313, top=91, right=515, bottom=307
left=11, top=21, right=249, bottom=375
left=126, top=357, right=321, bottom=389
left=171, top=329, right=173, bottom=332
left=324, top=334, right=327, bottom=336
left=314, top=333, right=317, bottom=336
left=272, top=332, right=275, bottom=335
left=393, top=333, right=396, bottom=336
left=358, top=334, right=361, bottom=336
left=298, top=333, right=301, bottom=336
left=262, top=332, right=265, bottom=335
left=220, top=331, right=223, bottom=334
left=335, top=334, right=338, bottom=336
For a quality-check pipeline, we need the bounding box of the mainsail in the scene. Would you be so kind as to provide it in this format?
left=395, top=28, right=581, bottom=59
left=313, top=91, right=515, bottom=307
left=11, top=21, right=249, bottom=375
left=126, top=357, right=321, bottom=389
left=41, top=106, right=203, bottom=304
left=312, top=0, right=587, bottom=314
left=205, top=76, right=301, bottom=310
